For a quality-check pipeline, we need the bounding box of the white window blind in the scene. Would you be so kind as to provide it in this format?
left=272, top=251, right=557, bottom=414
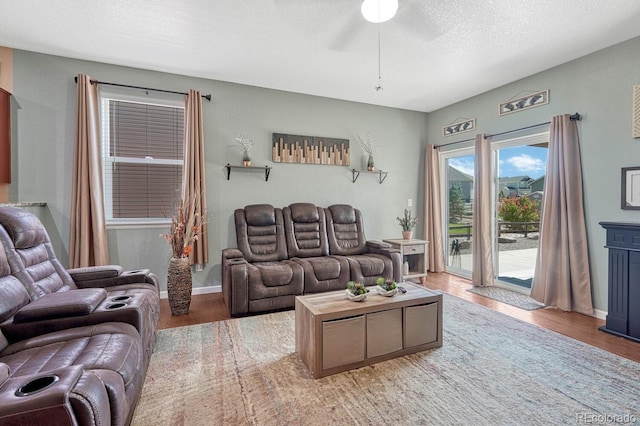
left=101, top=95, right=184, bottom=224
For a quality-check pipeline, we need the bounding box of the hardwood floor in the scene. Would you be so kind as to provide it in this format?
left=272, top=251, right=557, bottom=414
left=159, top=272, right=640, bottom=363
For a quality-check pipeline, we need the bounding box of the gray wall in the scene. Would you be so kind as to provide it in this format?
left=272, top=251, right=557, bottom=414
left=10, top=50, right=428, bottom=291
left=11, top=34, right=640, bottom=311
left=428, top=36, right=640, bottom=312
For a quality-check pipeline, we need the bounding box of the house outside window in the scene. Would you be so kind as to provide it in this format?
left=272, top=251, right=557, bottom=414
left=100, top=92, right=184, bottom=225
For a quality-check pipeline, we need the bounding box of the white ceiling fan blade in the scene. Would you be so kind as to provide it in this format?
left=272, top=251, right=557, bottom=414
left=394, top=0, right=443, bottom=42
left=327, top=9, right=373, bottom=52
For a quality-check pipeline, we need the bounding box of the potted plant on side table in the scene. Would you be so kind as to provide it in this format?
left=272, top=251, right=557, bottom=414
left=397, top=208, right=418, bottom=240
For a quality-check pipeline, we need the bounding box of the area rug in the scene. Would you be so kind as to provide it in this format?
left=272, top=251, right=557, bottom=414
left=466, top=286, right=545, bottom=310
left=131, top=294, right=639, bottom=425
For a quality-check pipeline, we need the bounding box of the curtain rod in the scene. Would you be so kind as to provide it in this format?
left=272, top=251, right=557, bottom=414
left=434, top=112, right=582, bottom=148
left=73, top=76, right=212, bottom=101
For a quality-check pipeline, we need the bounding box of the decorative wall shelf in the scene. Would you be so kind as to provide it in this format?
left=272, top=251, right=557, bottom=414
left=351, top=169, right=388, bottom=184
left=225, top=164, right=272, bottom=181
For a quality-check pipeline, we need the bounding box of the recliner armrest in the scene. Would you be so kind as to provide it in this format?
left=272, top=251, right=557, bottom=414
left=365, top=241, right=402, bottom=283
left=222, top=248, right=244, bottom=260
left=69, top=266, right=157, bottom=289
left=68, top=265, right=123, bottom=281
left=221, top=249, right=250, bottom=316
left=366, top=240, right=392, bottom=250
left=0, top=365, right=111, bottom=426
left=13, top=289, right=108, bottom=323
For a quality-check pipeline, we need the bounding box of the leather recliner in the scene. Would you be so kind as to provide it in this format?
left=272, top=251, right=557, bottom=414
left=0, top=206, right=160, bottom=368
left=222, top=204, right=304, bottom=316
left=283, top=203, right=349, bottom=293
left=325, top=204, right=402, bottom=285
left=0, top=232, right=146, bottom=426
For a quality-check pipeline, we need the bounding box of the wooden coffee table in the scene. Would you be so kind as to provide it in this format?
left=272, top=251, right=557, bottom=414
left=295, top=282, right=443, bottom=379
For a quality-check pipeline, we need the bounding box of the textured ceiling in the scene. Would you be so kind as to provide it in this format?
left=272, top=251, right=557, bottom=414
left=1, top=0, right=640, bottom=112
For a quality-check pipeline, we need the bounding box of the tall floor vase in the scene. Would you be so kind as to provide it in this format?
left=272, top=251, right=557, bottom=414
left=167, top=257, right=192, bottom=315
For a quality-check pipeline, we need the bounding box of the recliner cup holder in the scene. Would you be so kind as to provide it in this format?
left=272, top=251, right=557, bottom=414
left=15, top=375, right=59, bottom=397
left=106, top=303, right=127, bottom=309
left=110, top=295, right=132, bottom=302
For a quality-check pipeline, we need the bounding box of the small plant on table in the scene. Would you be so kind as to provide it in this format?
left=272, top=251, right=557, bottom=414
left=346, top=281, right=369, bottom=301
left=375, top=277, right=398, bottom=297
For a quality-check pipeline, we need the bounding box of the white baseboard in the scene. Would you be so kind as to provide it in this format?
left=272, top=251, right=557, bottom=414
left=593, top=308, right=606, bottom=320
left=159, top=284, right=221, bottom=299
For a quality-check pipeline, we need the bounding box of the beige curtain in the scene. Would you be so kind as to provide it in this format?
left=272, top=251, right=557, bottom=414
left=530, top=114, right=593, bottom=314
left=472, top=134, right=494, bottom=287
left=69, top=74, right=109, bottom=268
left=182, top=89, right=209, bottom=268
left=424, top=145, right=445, bottom=272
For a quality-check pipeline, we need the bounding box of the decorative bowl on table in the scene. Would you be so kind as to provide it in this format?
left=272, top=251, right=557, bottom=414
left=377, top=286, right=398, bottom=297
left=375, top=277, right=398, bottom=297
left=346, top=281, right=369, bottom=302
left=345, top=289, right=368, bottom=302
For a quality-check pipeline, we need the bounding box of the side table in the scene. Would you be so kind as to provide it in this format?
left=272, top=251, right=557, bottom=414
left=383, top=238, right=429, bottom=282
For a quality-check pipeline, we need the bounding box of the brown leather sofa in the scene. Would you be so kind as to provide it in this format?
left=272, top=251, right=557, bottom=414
left=0, top=206, right=160, bottom=425
left=222, top=203, right=402, bottom=316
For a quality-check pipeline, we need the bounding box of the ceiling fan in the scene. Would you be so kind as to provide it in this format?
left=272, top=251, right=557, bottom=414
left=272, top=0, right=441, bottom=52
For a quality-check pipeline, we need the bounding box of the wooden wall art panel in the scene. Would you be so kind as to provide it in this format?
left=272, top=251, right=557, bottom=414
left=272, top=133, right=350, bottom=166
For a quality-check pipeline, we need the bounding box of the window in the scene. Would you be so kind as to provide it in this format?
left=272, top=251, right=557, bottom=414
left=101, top=93, right=184, bottom=225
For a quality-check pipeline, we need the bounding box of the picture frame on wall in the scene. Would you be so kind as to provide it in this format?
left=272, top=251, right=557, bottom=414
left=621, top=166, right=640, bottom=210
left=498, top=89, right=549, bottom=116
left=442, top=118, right=476, bottom=137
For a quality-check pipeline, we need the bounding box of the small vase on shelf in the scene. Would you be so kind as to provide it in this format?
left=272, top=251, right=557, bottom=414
left=402, top=231, right=413, bottom=240
left=242, top=149, right=252, bottom=167
left=367, top=154, right=375, bottom=172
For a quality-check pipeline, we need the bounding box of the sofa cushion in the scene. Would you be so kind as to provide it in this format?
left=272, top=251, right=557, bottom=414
left=326, top=205, right=367, bottom=255
left=246, top=261, right=304, bottom=301
left=328, top=204, right=357, bottom=224
left=245, top=204, right=276, bottom=226
left=349, top=255, right=387, bottom=276
left=293, top=256, right=350, bottom=294
left=0, top=362, right=9, bottom=387
left=0, top=210, right=76, bottom=299
left=255, top=262, right=294, bottom=287
left=0, top=246, right=31, bottom=324
left=0, top=322, right=141, bottom=388
left=0, top=207, right=47, bottom=250
left=235, top=205, right=288, bottom=263
left=284, top=204, right=329, bottom=258
left=346, top=253, right=394, bottom=285
left=289, top=203, right=320, bottom=223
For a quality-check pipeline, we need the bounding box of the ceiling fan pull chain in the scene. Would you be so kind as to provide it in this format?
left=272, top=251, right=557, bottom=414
left=375, top=23, right=383, bottom=91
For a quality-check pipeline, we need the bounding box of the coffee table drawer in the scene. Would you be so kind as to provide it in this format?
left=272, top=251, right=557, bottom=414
left=404, top=302, right=439, bottom=348
left=367, top=308, right=403, bottom=358
left=322, top=315, right=365, bottom=370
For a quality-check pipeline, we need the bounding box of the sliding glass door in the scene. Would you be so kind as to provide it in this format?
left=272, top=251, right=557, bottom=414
left=442, top=150, right=474, bottom=278
left=492, top=133, right=548, bottom=291
left=440, top=132, right=548, bottom=291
